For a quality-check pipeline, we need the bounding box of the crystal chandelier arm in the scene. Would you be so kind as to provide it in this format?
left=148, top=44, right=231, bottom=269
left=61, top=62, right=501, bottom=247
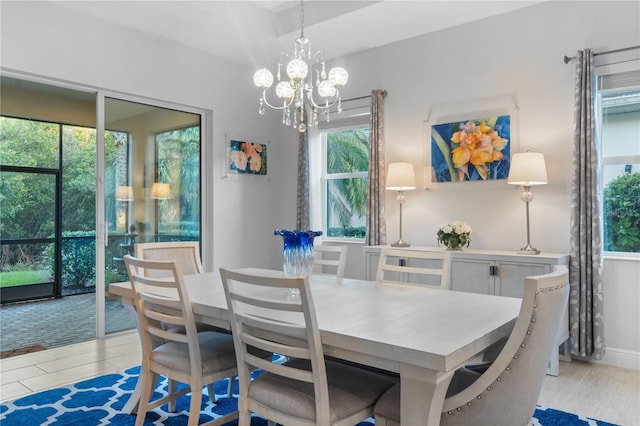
left=259, top=90, right=295, bottom=110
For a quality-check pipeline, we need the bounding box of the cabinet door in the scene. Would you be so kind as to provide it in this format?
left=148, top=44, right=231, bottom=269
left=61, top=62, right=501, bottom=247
left=450, top=259, right=494, bottom=295
left=497, top=262, right=550, bottom=298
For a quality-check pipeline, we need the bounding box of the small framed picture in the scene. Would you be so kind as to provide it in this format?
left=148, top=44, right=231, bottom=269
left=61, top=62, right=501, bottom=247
left=228, top=138, right=267, bottom=176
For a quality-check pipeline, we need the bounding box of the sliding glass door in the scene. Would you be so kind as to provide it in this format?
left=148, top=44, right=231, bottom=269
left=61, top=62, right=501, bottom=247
left=102, top=97, right=202, bottom=334
left=1, top=76, right=204, bottom=346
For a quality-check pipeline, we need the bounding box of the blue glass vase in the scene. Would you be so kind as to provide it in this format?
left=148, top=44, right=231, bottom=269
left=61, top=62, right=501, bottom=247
left=274, top=229, right=322, bottom=278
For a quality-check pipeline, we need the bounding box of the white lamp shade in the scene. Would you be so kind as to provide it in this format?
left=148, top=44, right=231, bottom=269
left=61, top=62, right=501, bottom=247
left=508, top=152, right=548, bottom=186
left=386, top=162, right=416, bottom=191
left=115, top=186, right=133, bottom=201
left=151, top=182, right=171, bottom=199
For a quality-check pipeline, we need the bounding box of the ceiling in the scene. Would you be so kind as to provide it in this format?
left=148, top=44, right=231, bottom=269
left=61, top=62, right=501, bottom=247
left=52, top=1, right=543, bottom=66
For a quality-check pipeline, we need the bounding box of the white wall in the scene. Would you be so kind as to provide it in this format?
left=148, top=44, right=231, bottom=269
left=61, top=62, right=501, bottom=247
left=331, top=1, right=640, bottom=367
left=2, top=1, right=638, bottom=369
left=0, top=0, right=298, bottom=275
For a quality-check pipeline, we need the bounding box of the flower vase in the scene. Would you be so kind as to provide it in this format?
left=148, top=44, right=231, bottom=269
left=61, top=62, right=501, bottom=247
left=274, top=229, right=322, bottom=296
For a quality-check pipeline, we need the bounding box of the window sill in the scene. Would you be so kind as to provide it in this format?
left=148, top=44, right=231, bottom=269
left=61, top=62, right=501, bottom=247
left=603, top=252, right=640, bottom=262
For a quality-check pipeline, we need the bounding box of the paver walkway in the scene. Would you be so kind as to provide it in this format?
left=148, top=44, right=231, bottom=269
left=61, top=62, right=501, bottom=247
left=0, top=292, right=134, bottom=353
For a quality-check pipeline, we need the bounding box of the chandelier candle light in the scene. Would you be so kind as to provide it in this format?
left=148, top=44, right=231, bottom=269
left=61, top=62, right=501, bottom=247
left=507, top=151, right=548, bottom=254
left=386, top=162, right=416, bottom=247
left=253, top=0, right=348, bottom=133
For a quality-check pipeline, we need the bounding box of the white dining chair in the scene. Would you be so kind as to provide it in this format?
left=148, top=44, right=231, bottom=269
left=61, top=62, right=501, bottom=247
left=374, top=265, right=570, bottom=426
left=376, top=247, right=451, bottom=289
left=219, top=267, right=397, bottom=426
left=134, top=241, right=203, bottom=277
left=312, top=245, right=348, bottom=283
left=123, top=255, right=239, bottom=426
left=134, top=240, right=238, bottom=398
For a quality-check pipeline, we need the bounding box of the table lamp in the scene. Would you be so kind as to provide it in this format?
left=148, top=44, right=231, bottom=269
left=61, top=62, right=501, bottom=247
left=386, top=162, right=416, bottom=247
left=507, top=152, right=548, bottom=254
left=115, top=185, right=133, bottom=201
left=151, top=182, right=171, bottom=200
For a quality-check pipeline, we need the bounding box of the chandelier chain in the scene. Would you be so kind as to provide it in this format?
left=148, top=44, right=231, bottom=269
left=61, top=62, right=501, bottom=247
left=299, top=0, right=304, bottom=38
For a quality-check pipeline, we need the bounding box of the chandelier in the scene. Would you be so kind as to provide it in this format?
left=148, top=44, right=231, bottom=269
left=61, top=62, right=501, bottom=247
left=253, top=0, right=349, bottom=133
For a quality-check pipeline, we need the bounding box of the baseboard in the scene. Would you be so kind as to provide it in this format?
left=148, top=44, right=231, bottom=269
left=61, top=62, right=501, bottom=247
left=593, top=347, right=640, bottom=370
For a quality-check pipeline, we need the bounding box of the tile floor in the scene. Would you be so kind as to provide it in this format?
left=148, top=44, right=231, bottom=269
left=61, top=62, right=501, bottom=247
left=1, top=332, right=639, bottom=426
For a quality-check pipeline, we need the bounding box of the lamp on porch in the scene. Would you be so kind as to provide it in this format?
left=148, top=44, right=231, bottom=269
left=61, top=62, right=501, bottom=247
left=151, top=182, right=171, bottom=200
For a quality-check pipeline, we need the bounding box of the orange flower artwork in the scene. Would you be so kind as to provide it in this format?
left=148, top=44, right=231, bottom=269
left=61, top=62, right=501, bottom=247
left=431, top=115, right=510, bottom=182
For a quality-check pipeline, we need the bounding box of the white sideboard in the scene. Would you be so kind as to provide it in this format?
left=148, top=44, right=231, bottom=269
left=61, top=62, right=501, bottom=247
left=363, top=245, right=570, bottom=375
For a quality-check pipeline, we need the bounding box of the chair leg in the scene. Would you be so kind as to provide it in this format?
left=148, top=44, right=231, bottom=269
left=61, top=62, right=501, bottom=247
left=226, top=376, right=236, bottom=397
left=168, top=378, right=178, bottom=412
left=207, top=383, right=216, bottom=402
left=188, top=387, right=203, bottom=426
left=135, top=368, right=155, bottom=426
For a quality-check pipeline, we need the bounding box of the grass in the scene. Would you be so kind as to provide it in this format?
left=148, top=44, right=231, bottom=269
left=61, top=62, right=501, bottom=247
left=0, top=270, right=50, bottom=288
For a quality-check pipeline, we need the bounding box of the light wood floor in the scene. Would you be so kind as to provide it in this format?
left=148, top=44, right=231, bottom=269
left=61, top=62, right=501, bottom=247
left=1, top=330, right=638, bottom=425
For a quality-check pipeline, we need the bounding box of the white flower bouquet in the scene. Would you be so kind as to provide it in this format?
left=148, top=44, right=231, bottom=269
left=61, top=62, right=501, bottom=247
left=437, top=221, right=472, bottom=250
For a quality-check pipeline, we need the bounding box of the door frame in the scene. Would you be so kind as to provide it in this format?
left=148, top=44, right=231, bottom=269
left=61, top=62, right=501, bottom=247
left=1, top=69, right=212, bottom=339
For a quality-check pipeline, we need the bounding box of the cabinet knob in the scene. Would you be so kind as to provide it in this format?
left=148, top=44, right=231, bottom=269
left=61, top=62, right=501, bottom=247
left=489, top=265, right=498, bottom=276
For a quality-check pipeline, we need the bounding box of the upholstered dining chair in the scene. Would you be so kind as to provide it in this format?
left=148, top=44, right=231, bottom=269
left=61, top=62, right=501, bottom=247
left=376, top=247, right=451, bottom=289
left=123, top=255, right=239, bottom=426
left=219, top=268, right=397, bottom=426
left=374, top=265, right=570, bottom=426
left=312, top=245, right=348, bottom=283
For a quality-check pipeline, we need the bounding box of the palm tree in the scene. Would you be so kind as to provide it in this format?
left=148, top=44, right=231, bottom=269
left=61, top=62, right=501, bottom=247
left=326, top=127, right=369, bottom=236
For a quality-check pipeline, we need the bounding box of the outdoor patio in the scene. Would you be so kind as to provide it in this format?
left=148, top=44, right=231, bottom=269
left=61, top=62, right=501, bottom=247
left=0, top=292, right=134, bottom=356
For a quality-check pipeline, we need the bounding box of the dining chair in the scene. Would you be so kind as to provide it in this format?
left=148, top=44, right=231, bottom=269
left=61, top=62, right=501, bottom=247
left=312, top=245, right=348, bottom=283
left=376, top=247, right=451, bottom=289
left=219, top=268, right=397, bottom=426
left=134, top=241, right=203, bottom=278
left=374, top=265, right=570, bottom=426
left=123, top=255, right=239, bottom=426
left=134, top=240, right=236, bottom=398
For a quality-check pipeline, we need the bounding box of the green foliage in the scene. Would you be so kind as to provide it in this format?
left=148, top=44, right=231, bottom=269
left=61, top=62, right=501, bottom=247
left=47, top=232, right=96, bottom=291
left=327, top=226, right=366, bottom=238
left=326, top=127, right=369, bottom=234
left=603, top=171, right=640, bottom=252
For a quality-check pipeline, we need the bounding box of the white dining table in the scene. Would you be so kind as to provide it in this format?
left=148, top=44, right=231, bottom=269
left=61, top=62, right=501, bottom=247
left=108, top=268, right=521, bottom=426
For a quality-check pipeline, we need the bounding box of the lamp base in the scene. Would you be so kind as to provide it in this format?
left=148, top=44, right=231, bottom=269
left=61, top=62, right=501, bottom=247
left=391, top=239, right=411, bottom=248
left=517, top=244, right=540, bottom=255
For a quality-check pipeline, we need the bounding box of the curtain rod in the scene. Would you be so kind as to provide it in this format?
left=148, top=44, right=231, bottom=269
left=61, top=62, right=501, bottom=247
left=563, top=45, right=640, bottom=64
left=342, top=95, right=371, bottom=102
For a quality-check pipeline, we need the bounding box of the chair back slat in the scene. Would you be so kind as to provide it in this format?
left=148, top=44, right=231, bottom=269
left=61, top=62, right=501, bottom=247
left=313, top=245, right=348, bottom=283
left=134, top=241, right=203, bottom=278
left=376, top=248, right=451, bottom=289
left=124, top=255, right=202, bottom=371
left=220, top=268, right=331, bottom=421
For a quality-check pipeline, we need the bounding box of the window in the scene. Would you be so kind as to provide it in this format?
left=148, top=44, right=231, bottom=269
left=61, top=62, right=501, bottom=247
left=322, top=126, right=369, bottom=239
left=597, top=70, right=640, bottom=253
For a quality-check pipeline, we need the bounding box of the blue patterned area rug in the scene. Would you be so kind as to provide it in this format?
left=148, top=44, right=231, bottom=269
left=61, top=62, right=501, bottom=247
left=0, top=366, right=617, bottom=426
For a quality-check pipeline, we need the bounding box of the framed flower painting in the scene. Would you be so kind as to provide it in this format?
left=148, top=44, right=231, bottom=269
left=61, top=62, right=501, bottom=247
left=431, top=115, right=510, bottom=182
left=229, top=139, right=267, bottom=175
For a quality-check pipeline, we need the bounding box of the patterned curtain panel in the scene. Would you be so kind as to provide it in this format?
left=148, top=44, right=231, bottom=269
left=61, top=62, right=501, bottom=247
left=366, top=89, right=387, bottom=246
left=296, top=117, right=310, bottom=230
left=569, top=49, right=605, bottom=360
